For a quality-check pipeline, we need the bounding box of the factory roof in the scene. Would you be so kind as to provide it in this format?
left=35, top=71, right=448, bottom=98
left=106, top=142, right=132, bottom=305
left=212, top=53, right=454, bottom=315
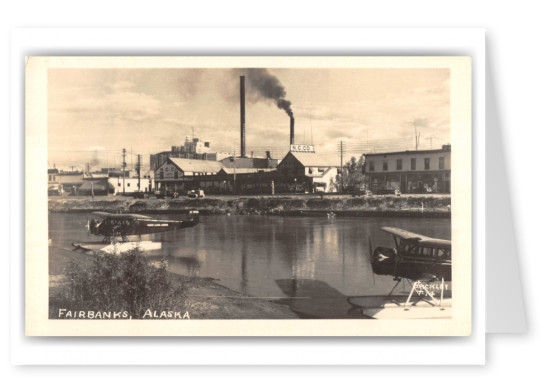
left=218, top=167, right=277, bottom=175
left=219, top=156, right=279, bottom=169
left=279, top=152, right=341, bottom=168
left=168, top=158, right=223, bottom=173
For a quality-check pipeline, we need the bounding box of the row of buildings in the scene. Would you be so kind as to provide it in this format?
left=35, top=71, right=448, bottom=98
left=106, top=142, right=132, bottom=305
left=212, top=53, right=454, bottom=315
left=150, top=144, right=451, bottom=195
left=48, top=139, right=451, bottom=196
left=48, top=169, right=154, bottom=196
left=153, top=151, right=341, bottom=195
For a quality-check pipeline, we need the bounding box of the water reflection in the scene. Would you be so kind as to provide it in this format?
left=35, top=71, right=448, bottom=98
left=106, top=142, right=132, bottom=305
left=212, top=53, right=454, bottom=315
left=167, top=255, right=201, bottom=277
left=275, top=278, right=364, bottom=319
left=241, top=240, right=248, bottom=295
left=49, top=213, right=451, bottom=316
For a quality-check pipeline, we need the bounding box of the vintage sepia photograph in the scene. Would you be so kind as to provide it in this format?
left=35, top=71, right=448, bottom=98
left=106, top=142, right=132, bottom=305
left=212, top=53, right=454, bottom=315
left=26, top=56, right=472, bottom=336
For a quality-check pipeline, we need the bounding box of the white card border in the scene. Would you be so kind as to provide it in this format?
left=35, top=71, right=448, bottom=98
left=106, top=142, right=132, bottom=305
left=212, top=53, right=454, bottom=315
left=11, top=27, right=485, bottom=365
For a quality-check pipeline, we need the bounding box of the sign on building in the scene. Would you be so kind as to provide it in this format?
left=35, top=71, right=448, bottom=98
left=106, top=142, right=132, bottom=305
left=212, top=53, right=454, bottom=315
left=291, top=144, right=315, bottom=153
left=163, top=164, right=176, bottom=179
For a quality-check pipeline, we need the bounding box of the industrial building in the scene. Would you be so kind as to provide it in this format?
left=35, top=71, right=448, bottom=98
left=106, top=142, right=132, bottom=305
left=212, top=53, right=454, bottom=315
left=276, top=152, right=341, bottom=193
left=150, top=138, right=231, bottom=172
left=154, top=157, right=223, bottom=193
left=362, top=145, right=451, bottom=194
left=190, top=151, right=340, bottom=195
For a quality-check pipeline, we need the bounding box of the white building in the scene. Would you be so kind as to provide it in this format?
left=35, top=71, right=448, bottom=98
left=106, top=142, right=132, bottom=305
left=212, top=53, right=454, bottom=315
left=108, top=176, right=154, bottom=194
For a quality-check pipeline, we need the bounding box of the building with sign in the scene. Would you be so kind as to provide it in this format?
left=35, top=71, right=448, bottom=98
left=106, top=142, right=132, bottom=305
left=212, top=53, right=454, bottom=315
left=277, top=151, right=341, bottom=193
left=290, top=144, right=315, bottom=153
left=154, top=157, right=223, bottom=193
left=362, top=145, right=451, bottom=194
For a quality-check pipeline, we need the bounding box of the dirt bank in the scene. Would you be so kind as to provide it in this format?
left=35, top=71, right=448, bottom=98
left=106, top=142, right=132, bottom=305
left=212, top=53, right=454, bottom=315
left=49, top=194, right=451, bottom=217
left=48, top=247, right=298, bottom=320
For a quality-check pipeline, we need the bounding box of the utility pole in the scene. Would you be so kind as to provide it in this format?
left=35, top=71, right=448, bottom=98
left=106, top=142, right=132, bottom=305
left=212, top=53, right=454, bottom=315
left=413, top=123, right=420, bottom=151
left=122, top=148, right=127, bottom=195
left=339, top=140, right=346, bottom=193
left=136, top=154, right=141, bottom=191
left=232, top=146, right=236, bottom=195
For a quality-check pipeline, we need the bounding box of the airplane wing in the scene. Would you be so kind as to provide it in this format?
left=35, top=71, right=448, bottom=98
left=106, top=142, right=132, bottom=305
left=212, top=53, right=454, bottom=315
left=91, top=211, right=153, bottom=220
left=418, top=238, right=452, bottom=249
left=381, top=227, right=431, bottom=241
left=381, top=227, right=451, bottom=248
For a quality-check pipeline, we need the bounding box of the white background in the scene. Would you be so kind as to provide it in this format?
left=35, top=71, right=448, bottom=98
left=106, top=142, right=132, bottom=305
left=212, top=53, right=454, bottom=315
left=2, top=0, right=547, bottom=388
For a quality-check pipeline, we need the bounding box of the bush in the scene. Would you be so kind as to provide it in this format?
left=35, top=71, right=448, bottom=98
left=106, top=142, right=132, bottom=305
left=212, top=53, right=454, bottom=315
left=246, top=198, right=261, bottom=209
left=346, top=198, right=367, bottom=207
left=53, top=248, right=186, bottom=318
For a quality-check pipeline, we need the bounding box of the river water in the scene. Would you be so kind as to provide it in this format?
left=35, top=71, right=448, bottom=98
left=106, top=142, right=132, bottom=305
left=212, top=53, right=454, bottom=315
left=49, top=213, right=451, bottom=318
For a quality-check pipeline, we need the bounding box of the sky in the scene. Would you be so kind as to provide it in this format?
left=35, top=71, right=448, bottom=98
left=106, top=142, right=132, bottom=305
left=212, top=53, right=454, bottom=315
left=48, top=67, right=450, bottom=171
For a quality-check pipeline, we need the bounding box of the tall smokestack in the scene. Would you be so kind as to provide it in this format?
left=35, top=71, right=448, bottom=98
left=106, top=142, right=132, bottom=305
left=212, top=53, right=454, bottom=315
left=240, top=75, right=246, bottom=157
left=290, top=117, right=295, bottom=145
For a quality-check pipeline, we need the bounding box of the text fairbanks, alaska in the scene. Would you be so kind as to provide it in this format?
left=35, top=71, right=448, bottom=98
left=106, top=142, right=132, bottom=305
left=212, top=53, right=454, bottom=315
left=57, top=309, right=191, bottom=319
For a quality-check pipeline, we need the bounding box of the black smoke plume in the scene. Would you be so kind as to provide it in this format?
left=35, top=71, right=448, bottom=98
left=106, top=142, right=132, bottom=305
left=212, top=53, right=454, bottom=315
left=241, top=69, right=294, bottom=119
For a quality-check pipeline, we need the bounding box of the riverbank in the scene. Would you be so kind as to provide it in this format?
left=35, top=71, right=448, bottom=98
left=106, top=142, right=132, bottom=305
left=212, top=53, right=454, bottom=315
left=49, top=246, right=299, bottom=319
left=49, top=194, right=451, bottom=217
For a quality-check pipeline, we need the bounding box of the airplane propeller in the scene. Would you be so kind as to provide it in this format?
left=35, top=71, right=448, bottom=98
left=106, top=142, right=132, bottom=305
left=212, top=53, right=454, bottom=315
left=368, top=236, right=375, bottom=286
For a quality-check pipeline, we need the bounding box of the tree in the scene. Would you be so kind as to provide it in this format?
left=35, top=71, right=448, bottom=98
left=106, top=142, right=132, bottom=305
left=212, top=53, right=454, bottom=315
left=342, top=155, right=367, bottom=190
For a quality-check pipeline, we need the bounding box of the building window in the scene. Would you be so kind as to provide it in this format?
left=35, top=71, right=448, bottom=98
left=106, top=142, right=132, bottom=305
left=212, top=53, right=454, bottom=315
left=118, top=183, right=121, bottom=187
left=383, top=161, right=388, bottom=171
left=127, top=183, right=130, bottom=187
left=439, top=157, right=445, bottom=169
left=424, top=158, right=430, bottom=170
left=397, top=159, right=402, bottom=170
left=411, top=158, right=416, bottom=170
left=369, top=161, right=374, bottom=172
